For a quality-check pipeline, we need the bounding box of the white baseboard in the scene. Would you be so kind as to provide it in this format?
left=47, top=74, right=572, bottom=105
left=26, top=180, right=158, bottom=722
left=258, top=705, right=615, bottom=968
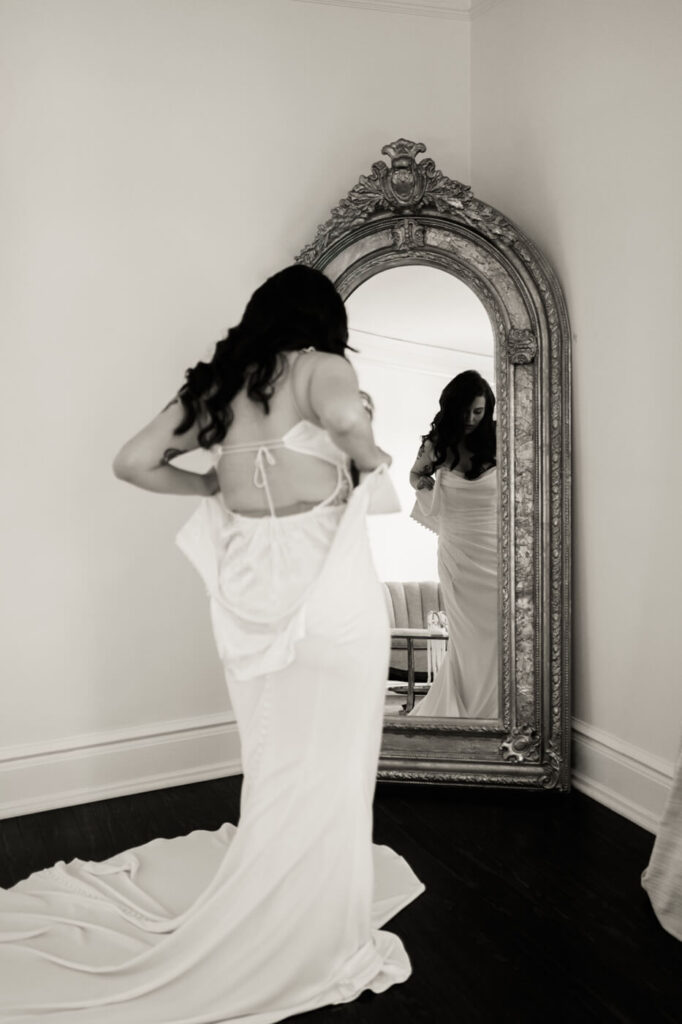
left=0, top=713, right=242, bottom=820
left=572, top=719, right=675, bottom=835
left=1, top=713, right=675, bottom=833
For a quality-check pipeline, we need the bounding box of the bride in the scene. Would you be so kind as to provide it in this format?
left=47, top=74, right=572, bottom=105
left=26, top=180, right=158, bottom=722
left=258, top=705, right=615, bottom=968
left=408, top=370, right=498, bottom=719
left=0, top=265, right=424, bottom=1023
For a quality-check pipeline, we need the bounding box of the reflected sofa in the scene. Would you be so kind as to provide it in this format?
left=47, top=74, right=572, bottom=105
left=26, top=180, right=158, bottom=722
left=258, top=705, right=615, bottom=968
left=382, top=580, right=444, bottom=681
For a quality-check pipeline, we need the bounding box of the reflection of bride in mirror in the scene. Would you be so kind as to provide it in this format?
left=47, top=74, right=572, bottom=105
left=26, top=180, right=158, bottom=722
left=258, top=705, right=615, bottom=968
left=408, top=370, right=498, bottom=718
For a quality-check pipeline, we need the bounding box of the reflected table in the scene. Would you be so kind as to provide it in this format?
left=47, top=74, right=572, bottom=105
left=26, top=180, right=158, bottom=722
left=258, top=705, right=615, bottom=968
left=389, top=627, right=449, bottom=714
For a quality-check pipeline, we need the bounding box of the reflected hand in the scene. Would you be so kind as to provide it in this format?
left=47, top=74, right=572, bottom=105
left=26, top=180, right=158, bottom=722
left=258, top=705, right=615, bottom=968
left=416, top=476, right=434, bottom=491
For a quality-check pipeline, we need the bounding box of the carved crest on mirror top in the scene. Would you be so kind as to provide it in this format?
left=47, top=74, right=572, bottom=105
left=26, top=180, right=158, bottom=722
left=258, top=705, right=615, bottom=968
left=297, top=140, right=571, bottom=792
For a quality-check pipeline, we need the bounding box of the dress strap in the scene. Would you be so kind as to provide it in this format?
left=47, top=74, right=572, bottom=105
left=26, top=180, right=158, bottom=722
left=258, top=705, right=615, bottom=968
left=216, top=438, right=285, bottom=456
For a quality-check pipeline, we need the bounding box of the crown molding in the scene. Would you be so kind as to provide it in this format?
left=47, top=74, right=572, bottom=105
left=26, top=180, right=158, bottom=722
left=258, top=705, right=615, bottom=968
left=469, top=0, right=509, bottom=18
left=290, top=0, right=472, bottom=21
left=290, top=0, right=512, bottom=21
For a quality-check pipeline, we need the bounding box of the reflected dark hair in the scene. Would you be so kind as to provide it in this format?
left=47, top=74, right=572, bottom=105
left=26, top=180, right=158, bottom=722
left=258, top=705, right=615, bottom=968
left=174, top=265, right=349, bottom=448
left=422, top=369, right=496, bottom=480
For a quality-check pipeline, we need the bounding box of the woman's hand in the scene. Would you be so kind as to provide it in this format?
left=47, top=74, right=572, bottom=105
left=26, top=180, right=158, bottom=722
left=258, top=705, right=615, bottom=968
left=375, top=446, right=392, bottom=469
left=416, top=475, right=435, bottom=491
left=354, top=448, right=392, bottom=487
left=202, top=468, right=220, bottom=496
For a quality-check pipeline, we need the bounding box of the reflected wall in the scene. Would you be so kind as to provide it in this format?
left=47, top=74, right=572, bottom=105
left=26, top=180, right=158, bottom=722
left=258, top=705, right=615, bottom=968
left=345, top=266, right=498, bottom=720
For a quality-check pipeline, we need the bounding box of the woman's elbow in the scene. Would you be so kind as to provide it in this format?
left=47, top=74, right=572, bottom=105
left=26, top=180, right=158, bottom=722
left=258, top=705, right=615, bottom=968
left=323, top=405, right=366, bottom=437
left=113, top=447, right=140, bottom=482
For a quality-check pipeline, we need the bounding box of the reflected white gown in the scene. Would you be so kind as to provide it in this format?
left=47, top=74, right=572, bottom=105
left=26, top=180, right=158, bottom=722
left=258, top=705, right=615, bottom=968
left=0, top=447, right=424, bottom=1022
left=409, top=466, right=498, bottom=719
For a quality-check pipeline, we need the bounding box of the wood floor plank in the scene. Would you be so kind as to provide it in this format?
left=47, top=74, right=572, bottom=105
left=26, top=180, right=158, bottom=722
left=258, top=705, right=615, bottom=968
left=1, top=778, right=680, bottom=1023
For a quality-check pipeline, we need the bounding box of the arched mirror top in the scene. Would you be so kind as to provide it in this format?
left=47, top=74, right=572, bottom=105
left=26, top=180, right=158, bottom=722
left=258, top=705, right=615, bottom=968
left=296, top=138, right=568, bottom=369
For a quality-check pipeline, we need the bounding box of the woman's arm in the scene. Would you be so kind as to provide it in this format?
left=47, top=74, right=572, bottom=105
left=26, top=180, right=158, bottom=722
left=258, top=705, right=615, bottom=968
left=409, top=438, right=436, bottom=491
left=308, top=356, right=391, bottom=472
left=112, top=396, right=219, bottom=496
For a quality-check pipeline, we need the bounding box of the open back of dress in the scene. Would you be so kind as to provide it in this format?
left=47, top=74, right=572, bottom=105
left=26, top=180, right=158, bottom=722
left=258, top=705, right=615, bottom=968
left=212, top=348, right=351, bottom=519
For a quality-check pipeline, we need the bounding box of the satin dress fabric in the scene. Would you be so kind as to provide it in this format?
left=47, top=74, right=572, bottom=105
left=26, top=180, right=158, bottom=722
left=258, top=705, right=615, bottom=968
left=408, top=466, right=499, bottom=719
left=0, top=450, right=424, bottom=1022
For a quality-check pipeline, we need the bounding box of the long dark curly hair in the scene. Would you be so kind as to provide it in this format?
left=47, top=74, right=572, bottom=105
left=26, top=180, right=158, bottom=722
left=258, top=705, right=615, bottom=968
left=173, top=265, right=350, bottom=448
left=422, top=369, right=496, bottom=480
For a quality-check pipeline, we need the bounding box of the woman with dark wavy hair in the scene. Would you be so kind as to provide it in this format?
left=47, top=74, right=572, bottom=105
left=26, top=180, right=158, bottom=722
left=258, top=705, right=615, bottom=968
left=0, top=265, right=424, bottom=1023
left=408, top=369, right=499, bottom=719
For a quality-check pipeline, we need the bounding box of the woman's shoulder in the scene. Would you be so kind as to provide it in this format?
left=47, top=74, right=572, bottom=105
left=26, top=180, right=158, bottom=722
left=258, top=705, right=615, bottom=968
left=297, top=348, right=348, bottom=366
left=300, top=350, right=358, bottom=386
left=288, top=348, right=349, bottom=372
left=285, top=348, right=355, bottom=422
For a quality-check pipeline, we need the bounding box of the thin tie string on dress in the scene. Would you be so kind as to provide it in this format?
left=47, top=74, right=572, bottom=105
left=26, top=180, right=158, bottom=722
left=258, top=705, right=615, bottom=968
left=214, top=438, right=285, bottom=519
left=252, top=446, right=279, bottom=518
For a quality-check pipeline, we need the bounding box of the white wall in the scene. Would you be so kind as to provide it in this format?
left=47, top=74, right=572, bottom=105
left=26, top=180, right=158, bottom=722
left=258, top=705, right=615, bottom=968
left=472, top=0, right=682, bottom=825
left=0, top=0, right=469, bottom=808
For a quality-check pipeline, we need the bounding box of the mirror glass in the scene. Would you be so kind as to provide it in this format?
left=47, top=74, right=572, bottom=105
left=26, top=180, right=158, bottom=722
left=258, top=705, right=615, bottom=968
left=345, top=266, right=498, bottom=720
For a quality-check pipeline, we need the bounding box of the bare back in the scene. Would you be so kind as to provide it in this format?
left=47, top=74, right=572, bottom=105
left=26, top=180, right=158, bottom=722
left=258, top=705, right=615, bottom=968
left=214, top=350, right=349, bottom=517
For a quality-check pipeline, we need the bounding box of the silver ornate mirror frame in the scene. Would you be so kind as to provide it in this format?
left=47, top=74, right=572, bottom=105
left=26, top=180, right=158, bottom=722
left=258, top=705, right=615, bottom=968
left=297, top=140, right=571, bottom=791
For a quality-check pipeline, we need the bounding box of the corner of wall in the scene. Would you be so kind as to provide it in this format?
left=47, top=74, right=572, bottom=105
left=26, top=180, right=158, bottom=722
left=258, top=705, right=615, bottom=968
left=572, top=719, right=674, bottom=834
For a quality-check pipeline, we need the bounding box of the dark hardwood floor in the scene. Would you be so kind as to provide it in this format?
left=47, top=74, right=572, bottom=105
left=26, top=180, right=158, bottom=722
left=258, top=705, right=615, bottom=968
left=1, top=779, right=680, bottom=1023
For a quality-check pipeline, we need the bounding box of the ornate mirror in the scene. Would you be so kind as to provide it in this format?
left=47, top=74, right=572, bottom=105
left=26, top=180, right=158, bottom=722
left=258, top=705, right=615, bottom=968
left=297, top=140, right=571, bottom=791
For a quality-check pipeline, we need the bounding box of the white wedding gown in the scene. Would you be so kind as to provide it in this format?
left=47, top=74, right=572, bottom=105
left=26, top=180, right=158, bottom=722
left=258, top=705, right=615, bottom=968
left=409, top=466, right=498, bottom=718
left=0, top=419, right=424, bottom=1021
